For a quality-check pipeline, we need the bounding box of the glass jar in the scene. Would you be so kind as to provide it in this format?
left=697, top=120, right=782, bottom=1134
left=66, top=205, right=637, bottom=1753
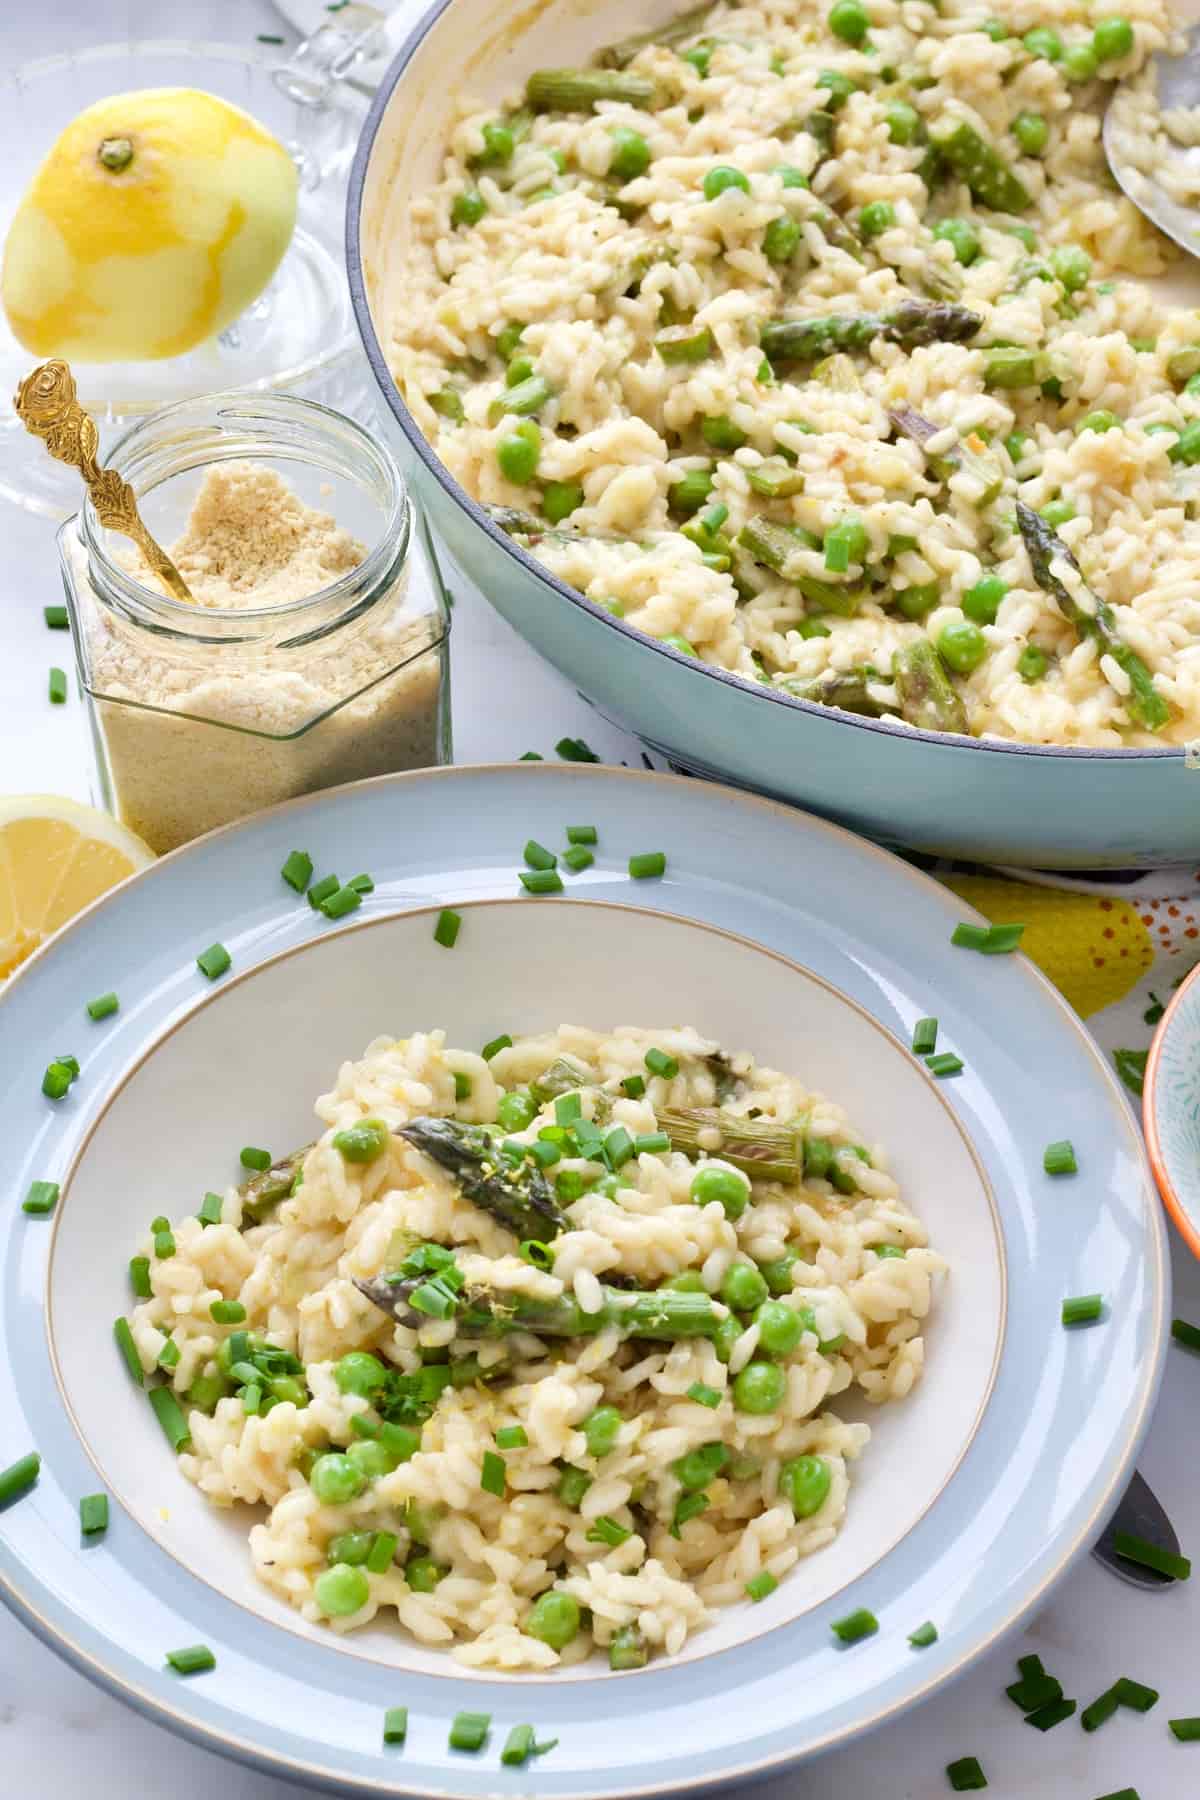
left=57, top=391, right=450, bottom=854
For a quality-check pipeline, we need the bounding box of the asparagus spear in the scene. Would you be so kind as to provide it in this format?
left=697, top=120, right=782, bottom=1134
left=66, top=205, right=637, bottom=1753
left=526, top=69, right=657, bottom=111
left=892, top=638, right=968, bottom=734
left=781, top=669, right=889, bottom=717
left=1015, top=502, right=1170, bottom=731
left=355, top=1273, right=721, bottom=1340
left=601, top=2, right=714, bottom=67
left=241, top=1146, right=310, bottom=1224
left=760, top=300, right=981, bottom=365
left=399, top=1117, right=570, bottom=1239
left=656, top=1106, right=805, bottom=1182
left=529, top=1056, right=591, bottom=1103
left=929, top=120, right=1031, bottom=213
left=888, top=405, right=1004, bottom=504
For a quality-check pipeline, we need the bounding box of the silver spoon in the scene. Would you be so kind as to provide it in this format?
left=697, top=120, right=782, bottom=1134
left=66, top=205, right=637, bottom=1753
left=1093, top=1469, right=1182, bottom=1590
left=1104, top=23, right=1200, bottom=257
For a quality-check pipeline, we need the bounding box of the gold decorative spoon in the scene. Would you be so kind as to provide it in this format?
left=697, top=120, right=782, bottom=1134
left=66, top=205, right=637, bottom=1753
left=15, top=359, right=194, bottom=604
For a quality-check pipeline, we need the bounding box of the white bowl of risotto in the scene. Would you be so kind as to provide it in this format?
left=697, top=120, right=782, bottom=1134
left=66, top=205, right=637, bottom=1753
left=348, top=0, right=1200, bottom=868
left=51, top=899, right=1002, bottom=1678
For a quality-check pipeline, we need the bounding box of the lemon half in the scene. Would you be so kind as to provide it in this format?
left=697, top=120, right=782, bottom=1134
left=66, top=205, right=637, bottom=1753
left=0, top=795, right=154, bottom=979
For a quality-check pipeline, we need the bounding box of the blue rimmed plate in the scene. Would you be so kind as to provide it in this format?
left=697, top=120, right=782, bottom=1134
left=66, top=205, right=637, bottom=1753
left=0, top=765, right=1168, bottom=1797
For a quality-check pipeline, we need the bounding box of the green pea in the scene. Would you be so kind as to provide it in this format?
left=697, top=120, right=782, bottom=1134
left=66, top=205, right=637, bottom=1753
left=759, top=1251, right=798, bottom=1295
left=310, top=1453, right=368, bottom=1505
left=476, top=120, right=514, bottom=165
left=185, top=1371, right=229, bottom=1413
left=668, top=468, right=714, bottom=516
left=720, top=1262, right=769, bottom=1314
left=328, top=1531, right=374, bottom=1566
left=405, top=1555, right=446, bottom=1591
left=331, top=1118, right=390, bottom=1164
left=1023, top=26, right=1062, bottom=59
left=776, top=164, right=810, bottom=188
left=703, top=165, right=751, bottom=201
left=610, top=126, right=651, bottom=180
left=857, top=201, right=895, bottom=240
left=982, top=18, right=1008, bottom=39
left=829, top=0, right=870, bottom=45
left=664, top=632, right=697, bottom=656
left=525, top=1589, right=581, bottom=1649
left=702, top=414, right=749, bottom=451
left=497, top=321, right=525, bottom=361
left=451, top=187, right=486, bottom=227
left=1012, top=111, right=1048, bottom=156
left=1062, top=42, right=1099, bottom=80
left=1076, top=410, right=1121, bottom=435
left=496, top=1088, right=537, bottom=1131
left=1005, top=429, right=1032, bottom=464
left=885, top=101, right=922, bottom=145
left=664, top=1270, right=707, bottom=1292
left=1041, top=497, right=1076, bottom=526
left=346, top=1439, right=395, bottom=1481
left=763, top=215, right=802, bottom=263
left=755, top=1299, right=804, bottom=1356
left=673, top=1441, right=730, bottom=1491
left=1093, top=16, right=1134, bottom=61
left=937, top=618, right=988, bottom=674
left=779, top=1454, right=832, bottom=1518
left=497, top=419, right=540, bottom=485
left=314, top=1562, right=370, bottom=1616
left=535, top=481, right=580, bottom=525
left=962, top=573, right=1007, bottom=625
left=506, top=356, right=535, bottom=387
left=1050, top=244, right=1091, bottom=293
left=932, top=218, right=980, bottom=266
left=816, top=69, right=856, bottom=111
left=335, top=1351, right=387, bottom=1398
left=895, top=583, right=940, bottom=620
left=1170, top=421, right=1200, bottom=465
left=732, top=1360, right=787, bottom=1414
left=270, top=1375, right=308, bottom=1408
left=712, top=1315, right=743, bottom=1364
left=583, top=1404, right=622, bottom=1459
left=690, top=1164, right=750, bottom=1219
left=1017, top=644, right=1050, bottom=682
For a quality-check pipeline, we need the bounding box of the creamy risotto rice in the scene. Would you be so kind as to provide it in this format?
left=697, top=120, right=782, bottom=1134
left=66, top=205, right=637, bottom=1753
left=389, top=0, right=1200, bottom=748
left=124, top=1025, right=943, bottom=1669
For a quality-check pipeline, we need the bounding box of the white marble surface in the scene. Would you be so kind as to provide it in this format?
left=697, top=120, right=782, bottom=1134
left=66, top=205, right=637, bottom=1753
left=4, top=1, right=1200, bottom=1795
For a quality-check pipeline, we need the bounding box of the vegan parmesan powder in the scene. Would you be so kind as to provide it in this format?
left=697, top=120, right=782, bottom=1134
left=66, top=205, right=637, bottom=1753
left=71, top=461, right=445, bottom=853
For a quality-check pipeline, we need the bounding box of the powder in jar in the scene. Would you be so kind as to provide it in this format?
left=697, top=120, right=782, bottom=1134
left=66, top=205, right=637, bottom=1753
left=71, top=461, right=446, bottom=854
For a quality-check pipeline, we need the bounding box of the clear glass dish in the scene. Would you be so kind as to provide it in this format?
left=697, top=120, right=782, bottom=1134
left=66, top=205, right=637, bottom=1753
left=0, top=39, right=372, bottom=519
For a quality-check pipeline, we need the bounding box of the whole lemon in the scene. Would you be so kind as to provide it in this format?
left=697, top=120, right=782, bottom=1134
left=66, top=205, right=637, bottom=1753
left=2, top=87, right=298, bottom=363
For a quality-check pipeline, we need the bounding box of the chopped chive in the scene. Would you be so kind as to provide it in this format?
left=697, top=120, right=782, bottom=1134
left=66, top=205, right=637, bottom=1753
left=196, top=942, right=231, bottom=980
left=1093, top=1791, right=1141, bottom=1800
left=524, top=839, right=558, bottom=870
left=449, top=1710, right=491, bottom=1751
left=1169, top=1718, right=1200, bottom=1740
left=241, top=1383, right=262, bottom=1416
left=22, top=1179, right=60, bottom=1217
left=210, top=1299, right=246, bottom=1324
left=44, top=604, right=69, bottom=629
left=434, top=909, right=461, bottom=948
left=670, top=1491, right=709, bottom=1536
left=482, top=1034, right=512, bottom=1060
left=567, top=825, right=598, bottom=844
left=908, top=1621, right=938, bottom=1648
left=629, top=850, right=666, bottom=879
left=157, top=1338, right=181, bottom=1372
left=911, top=1016, right=938, bottom=1055
left=114, top=1317, right=143, bottom=1385
left=1113, top=1048, right=1148, bottom=1096
left=307, top=873, right=339, bottom=910
left=153, top=1229, right=175, bottom=1259
left=1017, top=1654, right=1044, bottom=1679
left=1043, top=1140, right=1077, bottom=1176
left=496, top=1425, right=528, bottom=1449
left=0, top=1453, right=40, bottom=1508
left=166, top=1645, right=215, bottom=1675
left=605, top=1126, right=635, bottom=1168
left=519, top=868, right=564, bottom=894
left=1024, top=1698, right=1076, bottom=1731
left=621, top=1074, right=646, bottom=1098
left=1114, top=1677, right=1159, bottom=1711
left=688, top=1382, right=722, bottom=1409
left=367, top=1530, right=398, bottom=1573
left=645, top=1048, right=679, bottom=1078
left=831, top=1607, right=878, bottom=1644
left=198, top=1191, right=224, bottom=1227
left=519, top=1239, right=555, bottom=1270
left=951, top=920, right=1025, bottom=954
left=257, top=31, right=286, bottom=41
left=240, top=1146, right=272, bottom=1172
left=79, top=1492, right=108, bottom=1536
left=347, top=873, right=374, bottom=894
left=150, top=1216, right=169, bottom=1235
left=1062, top=1293, right=1103, bottom=1327
left=563, top=846, right=595, bottom=873
left=634, top=1131, right=672, bottom=1155
left=555, top=736, right=600, bottom=763
left=454, top=1072, right=472, bottom=1100
left=925, top=1052, right=964, bottom=1077
left=519, top=750, right=543, bottom=761
left=1172, top=1317, right=1200, bottom=1352
left=946, top=1757, right=987, bottom=1791
left=86, top=991, right=119, bottom=1022
left=1081, top=1686, right=1121, bottom=1731
left=320, top=884, right=362, bottom=919
left=555, top=1092, right=582, bottom=1125
left=587, top=1515, right=633, bottom=1547
left=1112, top=1533, right=1190, bottom=1581
left=1006, top=1674, right=1062, bottom=1711
left=49, top=666, right=68, bottom=704
left=480, top=1450, right=506, bottom=1496
left=383, top=1707, right=408, bottom=1744
left=41, top=1061, right=74, bottom=1100
left=129, top=1254, right=152, bottom=1297
left=745, top=1570, right=778, bottom=1601
left=280, top=850, right=313, bottom=893
left=148, top=1385, right=192, bottom=1452
left=501, top=1724, right=536, bottom=1766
